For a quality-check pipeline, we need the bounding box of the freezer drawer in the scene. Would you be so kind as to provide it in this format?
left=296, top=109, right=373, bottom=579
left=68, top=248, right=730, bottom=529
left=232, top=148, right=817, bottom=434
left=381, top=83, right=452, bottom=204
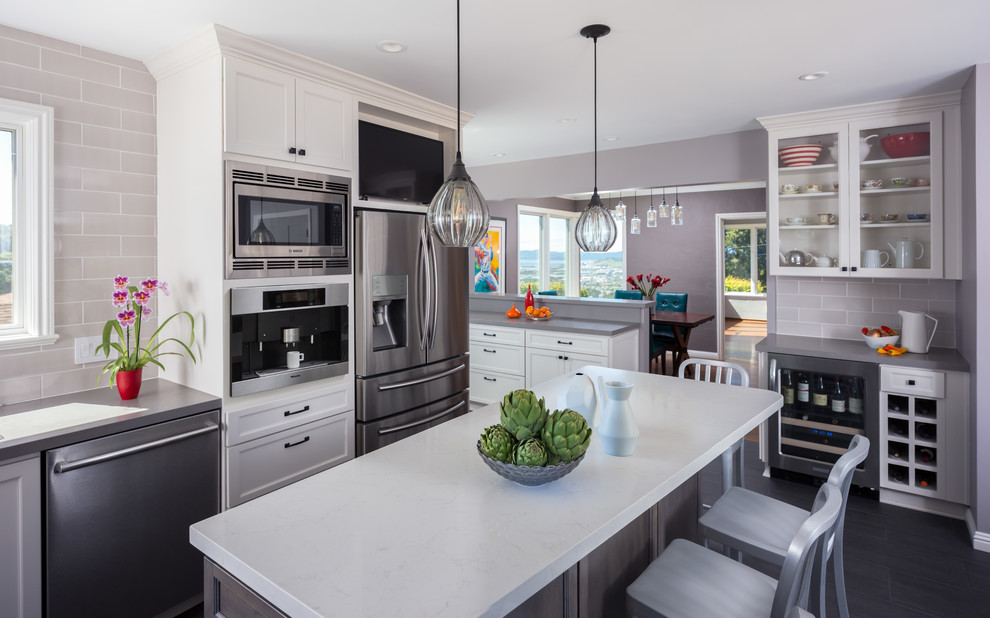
left=357, top=390, right=470, bottom=455
left=356, top=355, right=469, bottom=422
left=226, top=413, right=354, bottom=507
left=45, top=410, right=220, bottom=618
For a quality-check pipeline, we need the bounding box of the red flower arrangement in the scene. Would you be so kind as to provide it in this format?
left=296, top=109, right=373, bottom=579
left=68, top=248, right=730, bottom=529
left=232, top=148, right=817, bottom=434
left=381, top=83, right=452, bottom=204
left=627, top=273, right=671, bottom=297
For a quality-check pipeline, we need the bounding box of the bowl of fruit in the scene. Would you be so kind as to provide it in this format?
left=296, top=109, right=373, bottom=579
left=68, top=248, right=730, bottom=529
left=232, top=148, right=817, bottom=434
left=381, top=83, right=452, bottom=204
left=861, top=326, right=900, bottom=349
left=477, top=389, right=591, bottom=486
left=526, top=305, right=552, bottom=320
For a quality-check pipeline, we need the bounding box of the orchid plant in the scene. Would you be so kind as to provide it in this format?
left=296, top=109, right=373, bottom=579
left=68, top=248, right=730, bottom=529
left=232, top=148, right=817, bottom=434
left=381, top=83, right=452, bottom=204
left=626, top=273, right=671, bottom=298
left=96, top=276, right=196, bottom=387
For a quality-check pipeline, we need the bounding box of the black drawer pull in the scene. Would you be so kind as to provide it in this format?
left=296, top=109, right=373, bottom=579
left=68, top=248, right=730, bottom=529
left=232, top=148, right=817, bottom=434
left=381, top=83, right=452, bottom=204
left=483, top=348, right=496, bottom=353
left=483, top=376, right=497, bottom=382
left=563, top=356, right=569, bottom=361
left=288, top=146, right=297, bottom=154
left=298, top=148, right=306, bottom=156
left=284, top=405, right=311, bottom=417
left=907, top=379, right=916, bottom=386
left=558, top=355, right=563, bottom=360
left=483, top=332, right=496, bottom=337
left=557, top=340, right=573, bottom=345
left=284, top=436, right=310, bottom=449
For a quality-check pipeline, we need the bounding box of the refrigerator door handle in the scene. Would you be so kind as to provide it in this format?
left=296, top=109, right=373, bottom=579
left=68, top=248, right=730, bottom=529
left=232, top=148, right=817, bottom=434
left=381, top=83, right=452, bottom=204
left=769, top=358, right=778, bottom=391
left=418, top=226, right=430, bottom=351
left=377, top=363, right=466, bottom=391
left=428, top=233, right=439, bottom=349
left=377, top=400, right=466, bottom=436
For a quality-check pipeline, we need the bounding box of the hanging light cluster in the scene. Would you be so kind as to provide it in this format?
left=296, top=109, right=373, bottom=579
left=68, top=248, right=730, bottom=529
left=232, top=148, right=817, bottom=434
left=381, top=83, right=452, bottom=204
left=630, top=191, right=641, bottom=234
left=604, top=186, right=685, bottom=230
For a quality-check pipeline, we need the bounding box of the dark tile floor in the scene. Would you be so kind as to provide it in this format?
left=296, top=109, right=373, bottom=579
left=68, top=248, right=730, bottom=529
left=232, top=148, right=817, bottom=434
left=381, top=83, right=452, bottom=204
left=699, top=446, right=990, bottom=617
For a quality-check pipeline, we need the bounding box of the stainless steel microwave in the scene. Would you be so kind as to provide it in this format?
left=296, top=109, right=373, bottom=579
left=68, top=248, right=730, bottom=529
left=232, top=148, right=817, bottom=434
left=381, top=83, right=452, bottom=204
left=226, top=161, right=351, bottom=279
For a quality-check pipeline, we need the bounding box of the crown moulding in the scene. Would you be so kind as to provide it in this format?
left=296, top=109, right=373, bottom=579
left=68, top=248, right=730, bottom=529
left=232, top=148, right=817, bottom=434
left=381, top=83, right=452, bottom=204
left=146, top=24, right=465, bottom=132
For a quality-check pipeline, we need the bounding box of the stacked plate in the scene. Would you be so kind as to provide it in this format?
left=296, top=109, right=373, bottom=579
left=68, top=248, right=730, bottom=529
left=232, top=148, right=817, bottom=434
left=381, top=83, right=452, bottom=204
left=778, top=144, right=823, bottom=167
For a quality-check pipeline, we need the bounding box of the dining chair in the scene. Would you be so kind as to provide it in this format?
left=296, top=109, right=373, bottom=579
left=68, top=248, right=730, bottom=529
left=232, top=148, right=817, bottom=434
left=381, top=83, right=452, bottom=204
left=614, top=289, right=643, bottom=300
left=677, top=359, right=749, bottom=494
left=652, top=292, right=687, bottom=374
left=698, top=435, right=870, bottom=618
left=626, top=482, right=842, bottom=618
left=537, top=290, right=558, bottom=296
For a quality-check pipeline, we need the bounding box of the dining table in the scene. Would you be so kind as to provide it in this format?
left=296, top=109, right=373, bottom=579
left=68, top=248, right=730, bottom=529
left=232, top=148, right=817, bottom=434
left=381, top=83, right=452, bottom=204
left=650, top=311, right=716, bottom=375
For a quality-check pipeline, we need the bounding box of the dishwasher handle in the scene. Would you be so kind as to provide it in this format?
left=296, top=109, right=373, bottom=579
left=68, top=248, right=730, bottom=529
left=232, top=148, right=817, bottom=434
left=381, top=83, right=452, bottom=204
left=53, top=423, right=219, bottom=473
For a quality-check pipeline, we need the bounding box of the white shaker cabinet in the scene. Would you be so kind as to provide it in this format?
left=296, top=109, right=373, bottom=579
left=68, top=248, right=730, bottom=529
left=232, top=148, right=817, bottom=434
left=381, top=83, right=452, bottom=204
left=0, top=455, right=41, bottom=618
left=224, top=57, right=353, bottom=171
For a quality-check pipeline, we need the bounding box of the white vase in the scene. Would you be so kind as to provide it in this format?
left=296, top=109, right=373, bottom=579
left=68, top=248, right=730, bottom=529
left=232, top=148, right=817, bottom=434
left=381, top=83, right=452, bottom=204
left=597, top=378, right=639, bottom=456
left=558, top=372, right=598, bottom=427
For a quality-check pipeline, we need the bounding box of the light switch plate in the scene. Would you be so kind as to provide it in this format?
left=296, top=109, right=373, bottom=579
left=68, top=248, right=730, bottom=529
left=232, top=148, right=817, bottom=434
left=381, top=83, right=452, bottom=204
left=74, top=335, right=106, bottom=365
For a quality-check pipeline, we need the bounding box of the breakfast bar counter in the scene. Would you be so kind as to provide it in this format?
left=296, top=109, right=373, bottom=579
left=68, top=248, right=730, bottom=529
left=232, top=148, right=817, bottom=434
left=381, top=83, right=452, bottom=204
left=190, top=367, right=782, bottom=617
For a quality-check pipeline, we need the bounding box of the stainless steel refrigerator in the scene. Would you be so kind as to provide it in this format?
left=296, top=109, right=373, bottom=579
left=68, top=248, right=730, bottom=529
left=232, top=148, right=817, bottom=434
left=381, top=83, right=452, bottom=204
left=354, top=208, right=471, bottom=454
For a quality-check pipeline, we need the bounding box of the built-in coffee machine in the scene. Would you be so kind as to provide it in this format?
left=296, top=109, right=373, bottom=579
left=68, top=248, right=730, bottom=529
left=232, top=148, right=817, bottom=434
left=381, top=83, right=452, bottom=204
left=229, top=283, right=349, bottom=396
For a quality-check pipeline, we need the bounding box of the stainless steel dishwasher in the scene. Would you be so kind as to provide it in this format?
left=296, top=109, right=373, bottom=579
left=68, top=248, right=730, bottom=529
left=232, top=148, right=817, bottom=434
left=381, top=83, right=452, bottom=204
left=45, top=409, right=220, bottom=617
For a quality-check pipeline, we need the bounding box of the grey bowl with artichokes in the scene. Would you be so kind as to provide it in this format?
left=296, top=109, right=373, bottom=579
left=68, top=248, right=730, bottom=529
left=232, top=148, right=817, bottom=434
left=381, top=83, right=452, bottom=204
left=478, top=389, right=592, bottom=486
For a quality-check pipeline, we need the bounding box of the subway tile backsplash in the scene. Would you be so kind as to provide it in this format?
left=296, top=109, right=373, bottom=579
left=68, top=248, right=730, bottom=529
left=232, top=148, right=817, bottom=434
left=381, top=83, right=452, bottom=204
left=0, top=24, right=157, bottom=404
left=773, top=277, right=956, bottom=348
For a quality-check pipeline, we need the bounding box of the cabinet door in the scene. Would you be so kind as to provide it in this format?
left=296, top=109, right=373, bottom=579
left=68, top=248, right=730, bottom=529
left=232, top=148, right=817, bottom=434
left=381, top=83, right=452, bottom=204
left=525, top=348, right=564, bottom=389
left=564, top=351, right=607, bottom=374
left=295, top=78, right=353, bottom=171
left=224, top=57, right=295, bottom=163
left=0, top=456, right=41, bottom=618
left=848, top=111, right=943, bottom=278
left=769, top=123, right=850, bottom=276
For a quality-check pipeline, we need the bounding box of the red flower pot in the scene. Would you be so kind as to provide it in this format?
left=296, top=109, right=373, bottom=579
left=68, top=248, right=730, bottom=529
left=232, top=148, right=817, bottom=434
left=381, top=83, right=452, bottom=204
left=116, top=368, right=143, bottom=400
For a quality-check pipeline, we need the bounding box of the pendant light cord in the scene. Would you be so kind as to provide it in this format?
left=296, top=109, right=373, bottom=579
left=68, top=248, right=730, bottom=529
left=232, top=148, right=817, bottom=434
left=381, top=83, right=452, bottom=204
left=593, top=33, right=598, bottom=192
left=456, top=0, right=461, bottom=153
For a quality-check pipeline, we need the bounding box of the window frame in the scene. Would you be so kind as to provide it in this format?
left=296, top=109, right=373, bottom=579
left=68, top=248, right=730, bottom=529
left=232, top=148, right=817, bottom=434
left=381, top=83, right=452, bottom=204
left=516, top=204, right=580, bottom=296
left=0, top=98, right=56, bottom=350
left=723, top=221, right=767, bottom=297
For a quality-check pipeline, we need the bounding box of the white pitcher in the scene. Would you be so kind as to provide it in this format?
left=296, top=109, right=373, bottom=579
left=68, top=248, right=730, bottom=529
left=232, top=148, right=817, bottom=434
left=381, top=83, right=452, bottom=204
left=899, top=310, right=938, bottom=353
left=558, top=372, right=598, bottom=427
left=596, top=377, right=639, bottom=456
left=886, top=239, right=924, bottom=269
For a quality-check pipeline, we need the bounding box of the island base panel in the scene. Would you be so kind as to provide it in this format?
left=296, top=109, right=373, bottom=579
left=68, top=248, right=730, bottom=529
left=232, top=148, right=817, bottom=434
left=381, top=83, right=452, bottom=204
left=204, top=558, right=289, bottom=618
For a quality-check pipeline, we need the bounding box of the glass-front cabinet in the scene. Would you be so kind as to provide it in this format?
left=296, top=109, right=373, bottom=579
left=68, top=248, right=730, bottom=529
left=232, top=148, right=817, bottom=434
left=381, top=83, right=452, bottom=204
left=763, top=97, right=955, bottom=279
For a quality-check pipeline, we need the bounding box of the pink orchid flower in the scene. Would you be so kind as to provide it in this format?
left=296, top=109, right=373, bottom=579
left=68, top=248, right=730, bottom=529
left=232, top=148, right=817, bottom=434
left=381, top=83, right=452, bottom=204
left=132, top=290, right=151, bottom=307
left=112, top=290, right=129, bottom=307
left=139, top=305, right=153, bottom=322
left=113, top=275, right=129, bottom=290
left=140, top=279, right=158, bottom=293
left=117, top=309, right=136, bottom=328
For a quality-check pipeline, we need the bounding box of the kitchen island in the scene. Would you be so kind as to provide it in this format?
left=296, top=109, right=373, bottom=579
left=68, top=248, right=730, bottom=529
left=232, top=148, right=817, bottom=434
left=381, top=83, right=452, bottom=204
left=190, top=366, right=782, bottom=617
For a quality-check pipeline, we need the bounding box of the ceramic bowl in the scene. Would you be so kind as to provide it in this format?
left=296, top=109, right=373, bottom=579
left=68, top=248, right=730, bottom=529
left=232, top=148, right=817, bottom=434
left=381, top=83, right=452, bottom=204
left=861, top=179, right=883, bottom=189
left=913, top=177, right=931, bottom=187
left=785, top=217, right=807, bottom=225
left=891, top=177, right=911, bottom=186
left=803, top=184, right=823, bottom=193
left=862, top=333, right=900, bottom=350
left=880, top=132, right=930, bottom=158
left=882, top=214, right=899, bottom=222
left=476, top=442, right=585, bottom=486
left=906, top=213, right=929, bottom=221
left=778, top=144, right=823, bottom=167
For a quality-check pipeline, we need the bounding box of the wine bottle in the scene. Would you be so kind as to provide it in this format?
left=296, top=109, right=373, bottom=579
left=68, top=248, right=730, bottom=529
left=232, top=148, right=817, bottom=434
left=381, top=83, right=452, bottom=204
left=782, top=370, right=795, bottom=406
left=831, top=377, right=847, bottom=413
left=918, top=447, right=935, bottom=463
left=797, top=373, right=810, bottom=407
left=525, top=284, right=535, bottom=311
left=888, top=443, right=903, bottom=459
left=916, top=423, right=936, bottom=441
left=890, top=467, right=907, bottom=483
left=848, top=379, right=864, bottom=415
left=813, top=375, right=829, bottom=412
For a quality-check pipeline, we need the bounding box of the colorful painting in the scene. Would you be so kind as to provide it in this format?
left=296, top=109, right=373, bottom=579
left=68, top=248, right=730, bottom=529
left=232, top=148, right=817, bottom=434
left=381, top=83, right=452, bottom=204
left=474, top=218, right=505, bottom=294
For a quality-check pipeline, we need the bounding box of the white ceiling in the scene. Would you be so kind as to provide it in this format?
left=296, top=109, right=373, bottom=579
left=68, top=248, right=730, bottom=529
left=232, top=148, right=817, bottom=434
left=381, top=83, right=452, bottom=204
left=4, top=0, right=990, bottom=166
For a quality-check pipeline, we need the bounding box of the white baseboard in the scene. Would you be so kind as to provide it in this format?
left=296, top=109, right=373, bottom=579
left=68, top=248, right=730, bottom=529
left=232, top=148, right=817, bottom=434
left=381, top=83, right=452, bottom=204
left=878, top=489, right=968, bottom=520
left=966, top=509, right=990, bottom=553
left=688, top=349, right=719, bottom=360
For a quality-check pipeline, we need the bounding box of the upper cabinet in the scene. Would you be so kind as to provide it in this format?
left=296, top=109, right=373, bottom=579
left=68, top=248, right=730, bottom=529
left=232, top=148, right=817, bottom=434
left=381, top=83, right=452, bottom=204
left=224, top=57, right=353, bottom=172
left=761, top=94, right=961, bottom=279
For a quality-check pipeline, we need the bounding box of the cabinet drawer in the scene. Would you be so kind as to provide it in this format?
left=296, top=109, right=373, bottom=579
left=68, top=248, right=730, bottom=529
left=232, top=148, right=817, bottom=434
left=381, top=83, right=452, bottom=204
left=470, top=370, right=526, bottom=405
left=526, top=330, right=608, bottom=356
left=226, top=414, right=354, bottom=507
left=469, top=323, right=526, bottom=346
left=880, top=366, right=944, bottom=398
left=226, top=383, right=352, bottom=447
left=470, top=340, right=525, bottom=375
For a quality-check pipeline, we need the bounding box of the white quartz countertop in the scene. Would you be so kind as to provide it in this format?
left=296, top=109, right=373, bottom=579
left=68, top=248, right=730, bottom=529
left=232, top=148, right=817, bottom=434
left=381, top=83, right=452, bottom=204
left=470, top=311, right=639, bottom=336
left=190, top=367, right=782, bottom=617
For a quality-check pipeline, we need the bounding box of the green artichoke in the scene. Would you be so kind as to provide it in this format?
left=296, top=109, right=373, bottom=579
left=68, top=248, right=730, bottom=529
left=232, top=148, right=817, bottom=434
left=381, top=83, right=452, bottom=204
left=541, top=408, right=592, bottom=463
left=513, top=438, right=549, bottom=467
left=480, top=424, right=517, bottom=463
left=499, top=389, right=548, bottom=442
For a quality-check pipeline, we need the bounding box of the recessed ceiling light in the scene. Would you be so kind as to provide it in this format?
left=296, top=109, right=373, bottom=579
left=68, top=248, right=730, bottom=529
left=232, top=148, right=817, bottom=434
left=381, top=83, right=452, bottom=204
left=377, top=40, right=407, bottom=53
left=491, top=152, right=506, bottom=158
left=603, top=136, right=619, bottom=142
left=799, top=71, right=829, bottom=81
left=557, top=117, right=577, bottom=124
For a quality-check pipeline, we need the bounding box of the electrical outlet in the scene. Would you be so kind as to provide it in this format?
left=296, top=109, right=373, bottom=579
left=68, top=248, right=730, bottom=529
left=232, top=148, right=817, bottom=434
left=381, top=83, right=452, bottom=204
left=74, top=335, right=106, bottom=365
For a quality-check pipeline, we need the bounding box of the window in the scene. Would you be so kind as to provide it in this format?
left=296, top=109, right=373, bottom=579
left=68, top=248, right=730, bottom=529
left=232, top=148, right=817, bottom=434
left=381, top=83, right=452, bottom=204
left=0, top=99, right=56, bottom=350
left=579, top=225, right=625, bottom=299
left=517, top=206, right=579, bottom=296
left=723, top=223, right=767, bottom=294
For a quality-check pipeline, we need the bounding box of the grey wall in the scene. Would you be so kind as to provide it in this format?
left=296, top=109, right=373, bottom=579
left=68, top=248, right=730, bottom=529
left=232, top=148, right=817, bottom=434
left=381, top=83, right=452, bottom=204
left=0, top=24, right=158, bottom=405
left=959, top=64, right=989, bottom=540
left=471, top=130, right=768, bottom=200
left=625, top=188, right=766, bottom=353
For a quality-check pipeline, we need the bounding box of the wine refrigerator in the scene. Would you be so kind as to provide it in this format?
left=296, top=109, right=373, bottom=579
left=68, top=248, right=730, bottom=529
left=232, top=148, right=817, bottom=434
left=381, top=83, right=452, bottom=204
left=765, top=353, right=880, bottom=490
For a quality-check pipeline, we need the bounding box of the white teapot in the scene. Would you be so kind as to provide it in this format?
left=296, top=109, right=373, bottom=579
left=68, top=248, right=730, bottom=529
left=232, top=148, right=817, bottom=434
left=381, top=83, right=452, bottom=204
left=886, top=239, right=924, bottom=269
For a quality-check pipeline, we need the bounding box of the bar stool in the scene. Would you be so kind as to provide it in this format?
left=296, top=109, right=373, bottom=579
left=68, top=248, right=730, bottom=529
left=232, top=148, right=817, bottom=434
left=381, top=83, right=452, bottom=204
left=626, top=483, right=842, bottom=618
left=698, top=435, right=870, bottom=618
left=678, top=359, right=749, bottom=494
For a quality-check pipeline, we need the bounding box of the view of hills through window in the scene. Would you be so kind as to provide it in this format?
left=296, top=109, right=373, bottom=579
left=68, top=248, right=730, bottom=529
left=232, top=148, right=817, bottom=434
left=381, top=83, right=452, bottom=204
left=1, top=128, right=13, bottom=326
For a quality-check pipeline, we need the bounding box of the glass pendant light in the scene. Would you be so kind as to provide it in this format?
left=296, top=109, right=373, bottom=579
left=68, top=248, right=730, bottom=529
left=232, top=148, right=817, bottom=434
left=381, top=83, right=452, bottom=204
left=671, top=187, right=684, bottom=226
left=574, top=24, right=616, bottom=253
left=630, top=191, right=641, bottom=234
left=614, top=192, right=626, bottom=222
left=646, top=189, right=658, bottom=228
left=426, top=0, right=490, bottom=247
left=659, top=187, right=671, bottom=218
left=249, top=210, right=276, bottom=245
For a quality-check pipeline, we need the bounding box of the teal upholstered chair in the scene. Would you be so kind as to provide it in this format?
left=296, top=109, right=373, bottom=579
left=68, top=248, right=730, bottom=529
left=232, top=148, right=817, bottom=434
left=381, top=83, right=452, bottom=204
left=537, top=290, right=558, bottom=296
left=652, top=292, right=687, bottom=374
left=614, top=289, right=643, bottom=300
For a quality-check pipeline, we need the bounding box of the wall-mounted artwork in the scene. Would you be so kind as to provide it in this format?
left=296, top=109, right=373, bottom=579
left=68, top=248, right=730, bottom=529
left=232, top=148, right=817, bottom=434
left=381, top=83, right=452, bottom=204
left=473, top=217, right=505, bottom=294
